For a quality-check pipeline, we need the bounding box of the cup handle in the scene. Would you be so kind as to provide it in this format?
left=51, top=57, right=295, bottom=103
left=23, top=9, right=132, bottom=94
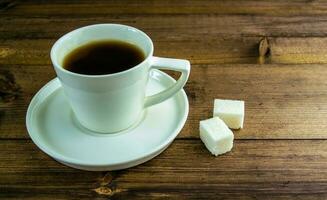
left=144, top=56, right=191, bottom=108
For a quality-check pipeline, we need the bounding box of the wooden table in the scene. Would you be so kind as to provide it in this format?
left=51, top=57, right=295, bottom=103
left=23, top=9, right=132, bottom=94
left=1, top=0, right=327, bottom=199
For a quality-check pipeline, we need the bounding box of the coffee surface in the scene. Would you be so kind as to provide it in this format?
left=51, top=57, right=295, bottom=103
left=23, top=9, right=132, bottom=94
left=63, top=40, right=145, bottom=75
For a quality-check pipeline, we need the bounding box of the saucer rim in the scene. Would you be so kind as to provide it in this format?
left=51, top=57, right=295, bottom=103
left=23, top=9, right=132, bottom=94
left=26, top=70, right=189, bottom=168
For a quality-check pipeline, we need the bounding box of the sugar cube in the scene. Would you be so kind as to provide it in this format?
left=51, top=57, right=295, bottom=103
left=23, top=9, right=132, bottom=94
left=213, top=99, right=244, bottom=129
left=199, top=117, right=234, bottom=156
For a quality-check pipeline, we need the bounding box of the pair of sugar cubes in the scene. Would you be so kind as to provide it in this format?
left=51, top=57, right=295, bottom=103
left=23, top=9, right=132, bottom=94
left=200, top=99, right=244, bottom=156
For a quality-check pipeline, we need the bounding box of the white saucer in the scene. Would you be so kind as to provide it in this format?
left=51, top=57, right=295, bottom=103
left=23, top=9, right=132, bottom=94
left=26, top=69, right=189, bottom=171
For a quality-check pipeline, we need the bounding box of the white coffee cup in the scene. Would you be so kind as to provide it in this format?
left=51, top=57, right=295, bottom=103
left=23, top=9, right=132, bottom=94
left=50, top=24, right=190, bottom=133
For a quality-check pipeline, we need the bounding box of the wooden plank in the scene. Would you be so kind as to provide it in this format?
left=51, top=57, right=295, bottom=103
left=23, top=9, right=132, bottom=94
left=1, top=64, right=327, bottom=139
left=2, top=0, right=327, bottom=16
left=268, top=37, right=327, bottom=64
left=0, top=139, right=326, bottom=199
left=2, top=15, right=327, bottom=40
left=2, top=36, right=327, bottom=67
left=0, top=38, right=260, bottom=65
left=2, top=37, right=327, bottom=67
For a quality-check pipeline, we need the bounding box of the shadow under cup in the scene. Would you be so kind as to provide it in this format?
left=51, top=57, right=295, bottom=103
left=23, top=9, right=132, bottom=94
left=50, top=24, right=155, bottom=133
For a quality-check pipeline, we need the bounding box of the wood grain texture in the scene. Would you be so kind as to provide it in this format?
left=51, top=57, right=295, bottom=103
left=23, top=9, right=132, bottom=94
left=2, top=0, right=327, bottom=16
left=0, top=38, right=261, bottom=65
left=3, top=37, right=327, bottom=67
left=1, top=37, right=327, bottom=70
left=269, top=37, right=327, bottom=64
left=0, top=140, right=326, bottom=199
left=1, top=0, right=327, bottom=199
left=4, top=15, right=327, bottom=40
left=1, top=64, right=327, bottom=139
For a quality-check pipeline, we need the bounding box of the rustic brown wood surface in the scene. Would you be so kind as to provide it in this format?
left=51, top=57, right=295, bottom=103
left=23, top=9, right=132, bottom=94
left=1, top=0, right=327, bottom=199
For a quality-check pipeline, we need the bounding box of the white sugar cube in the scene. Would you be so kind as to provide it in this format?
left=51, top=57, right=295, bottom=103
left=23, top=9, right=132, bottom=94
left=213, top=99, right=244, bottom=129
left=200, top=117, right=234, bottom=156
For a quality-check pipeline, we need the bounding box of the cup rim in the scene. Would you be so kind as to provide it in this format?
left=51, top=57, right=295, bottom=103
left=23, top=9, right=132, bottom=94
left=50, top=23, right=154, bottom=78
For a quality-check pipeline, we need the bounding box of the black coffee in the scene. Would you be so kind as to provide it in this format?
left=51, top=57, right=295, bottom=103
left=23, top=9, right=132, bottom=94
left=63, top=40, right=145, bottom=75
